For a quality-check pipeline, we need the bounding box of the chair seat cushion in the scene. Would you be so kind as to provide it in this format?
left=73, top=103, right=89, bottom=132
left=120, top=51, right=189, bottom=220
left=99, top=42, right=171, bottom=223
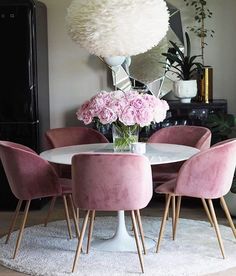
left=155, top=179, right=176, bottom=194
left=59, top=178, right=72, bottom=194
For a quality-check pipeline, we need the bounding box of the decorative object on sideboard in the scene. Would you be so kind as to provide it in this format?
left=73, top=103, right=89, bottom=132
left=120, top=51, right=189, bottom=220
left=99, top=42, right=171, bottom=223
left=161, top=32, right=203, bottom=103
left=199, top=65, right=213, bottom=103
left=183, top=0, right=214, bottom=103
left=76, top=90, right=169, bottom=151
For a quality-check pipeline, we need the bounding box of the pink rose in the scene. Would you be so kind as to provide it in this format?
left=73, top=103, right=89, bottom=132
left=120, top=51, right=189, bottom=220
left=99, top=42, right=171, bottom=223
left=130, top=96, right=147, bottom=110
left=119, top=106, right=137, bottom=126
left=76, top=100, right=90, bottom=120
left=136, top=108, right=154, bottom=127
left=79, top=109, right=93, bottom=125
left=98, top=107, right=117, bottom=124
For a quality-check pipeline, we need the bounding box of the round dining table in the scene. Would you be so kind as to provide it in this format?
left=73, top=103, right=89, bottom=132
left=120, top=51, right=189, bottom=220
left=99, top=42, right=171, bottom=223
left=40, top=142, right=199, bottom=252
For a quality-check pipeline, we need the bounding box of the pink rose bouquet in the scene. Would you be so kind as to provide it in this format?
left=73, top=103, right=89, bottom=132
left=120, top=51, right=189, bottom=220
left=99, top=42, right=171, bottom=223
left=77, top=90, right=169, bottom=151
left=77, top=90, right=169, bottom=127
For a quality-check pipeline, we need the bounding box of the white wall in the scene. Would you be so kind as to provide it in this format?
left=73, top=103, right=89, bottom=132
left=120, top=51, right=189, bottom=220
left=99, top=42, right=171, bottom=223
left=170, top=0, right=236, bottom=115
left=41, top=0, right=236, bottom=128
left=41, top=0, right=111, bottom=128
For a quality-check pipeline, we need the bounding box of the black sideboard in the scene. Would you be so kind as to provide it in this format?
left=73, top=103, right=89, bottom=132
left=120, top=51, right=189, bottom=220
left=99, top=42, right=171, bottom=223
left=166, top=99, right=227, bottom=126
left=94, top=99, right=228, bottom=142
left=139, top=99, right=228, bottom=140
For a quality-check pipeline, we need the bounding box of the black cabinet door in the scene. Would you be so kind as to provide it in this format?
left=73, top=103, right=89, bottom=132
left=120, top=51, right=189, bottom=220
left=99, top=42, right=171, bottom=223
left=0, top=4, right=37, bottom=122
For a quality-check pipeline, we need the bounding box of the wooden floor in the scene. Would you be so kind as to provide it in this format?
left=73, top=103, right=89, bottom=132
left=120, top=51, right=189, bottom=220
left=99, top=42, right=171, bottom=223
left=1, top=196, right=236, bottom=276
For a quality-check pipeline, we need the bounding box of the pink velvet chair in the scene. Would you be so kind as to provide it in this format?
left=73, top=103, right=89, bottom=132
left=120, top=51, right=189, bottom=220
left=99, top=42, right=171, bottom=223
left=148, top=125, right=212, bottom=183
left=148, top=125, right=212, bottom=233
left=45, top=126, right=109, bottom=178
left=155, top=139, right=236, bottom=258
left=0, top=141, right=79, bottom=258
left=71, top=153, right=153, bottom=273
left=44, top=126, right=109, bottom=225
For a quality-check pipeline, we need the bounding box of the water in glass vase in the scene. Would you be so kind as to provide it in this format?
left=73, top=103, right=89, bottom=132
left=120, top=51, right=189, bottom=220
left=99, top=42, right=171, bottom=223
left=112, top=123, right=139, bottom=152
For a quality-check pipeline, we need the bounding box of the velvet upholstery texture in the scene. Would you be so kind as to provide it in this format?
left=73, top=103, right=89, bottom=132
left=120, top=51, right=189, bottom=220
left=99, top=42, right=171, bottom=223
left=155, top=139, right=236, bottom=258
left=45, top=127, right=109, bottom=178
left=0, top=141, right=75, bottom=259
left=156, top=139, right=236, bottom=199
left=0, top=141, right=64, bottom=200
left=72, top=153, right=153, bottom=211
left=147, top=126, right=212, bottom=183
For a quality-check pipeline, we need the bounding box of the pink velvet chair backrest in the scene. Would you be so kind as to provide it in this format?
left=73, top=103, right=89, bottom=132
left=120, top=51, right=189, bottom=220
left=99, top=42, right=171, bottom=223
left=147, top=126, right=212, bottom=150
left=175, top=139, right=236, bottom=199
left=72, top=153, right=153, bottom=211
left=0, top=141, right=61, bottom=201
left=45, top=127, right=109, bottom=149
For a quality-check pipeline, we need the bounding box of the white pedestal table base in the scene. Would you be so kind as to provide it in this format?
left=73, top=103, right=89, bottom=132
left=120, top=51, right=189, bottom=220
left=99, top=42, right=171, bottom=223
left=91, top=211, right=156, bottom=252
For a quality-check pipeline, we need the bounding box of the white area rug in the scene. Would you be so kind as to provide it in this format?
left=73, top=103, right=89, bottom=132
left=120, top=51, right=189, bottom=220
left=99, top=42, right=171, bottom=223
left=0, top=216, right=236, bottom=276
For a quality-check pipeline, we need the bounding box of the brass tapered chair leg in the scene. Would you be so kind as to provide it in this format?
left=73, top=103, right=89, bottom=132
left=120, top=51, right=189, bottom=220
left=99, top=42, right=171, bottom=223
left=201, top=198, right=213, bottom=227
left=165, top=194, right=169, bottom=220
left=172, top=196, right=176, bottom=238
left=87, top=210, right=96, bottom=254
left=68, top=194, right=80, bottom=237
left=207, top=199, right=225, bottom=259
left=131, top=210, right=144, bottom=273
left=135, top=209, right=146, bottom=255
left=63, top=195, right=72, bottom=239
left=44, top=196, right=57, bottom=227
left=156, top=194, right=171, bottom=253
left=6, top=200, right=23, bottom=244
left=72, top=210, right=90, bottom=273
left=220, top=197, right=236, bottom=238
left=173, top=196, right=181, bottom=240
left=13, top=200, right=31, bottom=259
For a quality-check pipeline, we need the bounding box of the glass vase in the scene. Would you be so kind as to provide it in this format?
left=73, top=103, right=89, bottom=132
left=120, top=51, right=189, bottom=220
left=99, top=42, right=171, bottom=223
left=112, top=123, right=139, bottom=152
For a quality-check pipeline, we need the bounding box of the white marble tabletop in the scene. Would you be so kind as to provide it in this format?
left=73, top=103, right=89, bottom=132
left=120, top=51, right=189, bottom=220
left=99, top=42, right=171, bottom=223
left=40, top=143, right=199, bottom=166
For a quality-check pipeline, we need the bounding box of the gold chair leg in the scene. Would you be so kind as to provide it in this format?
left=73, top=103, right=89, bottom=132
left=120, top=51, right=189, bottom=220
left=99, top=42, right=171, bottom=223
left=220, top=197, right=236, bottom=238
left=5, top=200, right=22, bottom=244
left=87, top=210, right=96, bottom=254
left=165, top=194, right=169, bottom=220
left=173, top=196, right=181, bottom=240
left=156, top=194, right=171, bottom=253
left=172, top=195, right=176, bottom=238
left=68, top=194, right=80, bottom=238
left=13, top=200, right=31, bottom=259
left=44, top=196, right=57, bottom=227
left=62, top=195, right=72, bottom=239
left=201, top=198, right=213, bottom=227
left=207, top=199, right=225, bottom=259
left=135, top=209, right=146, bottom=255
left=72, top=210, right=90, bottom=273
left=131, top=210, right=144, bottom=273
left=76, top=208, right=80, bottom=221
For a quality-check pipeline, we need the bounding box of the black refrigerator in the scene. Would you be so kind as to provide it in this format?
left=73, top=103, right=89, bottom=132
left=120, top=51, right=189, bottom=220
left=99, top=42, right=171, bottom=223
left=0, top=0, right=50, bottom=209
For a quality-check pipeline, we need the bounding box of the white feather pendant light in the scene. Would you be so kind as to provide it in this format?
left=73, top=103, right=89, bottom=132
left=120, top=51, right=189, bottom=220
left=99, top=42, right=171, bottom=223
left=66, top=0, right=170, bottom=58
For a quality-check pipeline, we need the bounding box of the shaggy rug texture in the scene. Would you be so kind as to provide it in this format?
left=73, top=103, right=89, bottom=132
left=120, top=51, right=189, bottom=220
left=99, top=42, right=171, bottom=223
left=0, top=216, right=236, bottom=276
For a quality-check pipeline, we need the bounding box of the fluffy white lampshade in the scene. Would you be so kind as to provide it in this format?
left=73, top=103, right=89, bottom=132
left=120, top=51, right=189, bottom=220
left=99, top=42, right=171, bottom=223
left=66, top=0, right=170, bottom=58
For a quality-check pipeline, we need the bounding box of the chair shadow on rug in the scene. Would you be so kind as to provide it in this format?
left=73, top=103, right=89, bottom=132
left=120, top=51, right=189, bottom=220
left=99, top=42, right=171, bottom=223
left=0, top=141, right=79, bottom=259
left=71, top=153, right=153, bottom=273
left=155, top=138, right=236, bottom=258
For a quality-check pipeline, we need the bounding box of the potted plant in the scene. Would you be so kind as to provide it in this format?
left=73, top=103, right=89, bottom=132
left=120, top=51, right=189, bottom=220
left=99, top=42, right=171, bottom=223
left=183, top=0, right=214, bottom=102
left=162, top=32, right=203, bottom=103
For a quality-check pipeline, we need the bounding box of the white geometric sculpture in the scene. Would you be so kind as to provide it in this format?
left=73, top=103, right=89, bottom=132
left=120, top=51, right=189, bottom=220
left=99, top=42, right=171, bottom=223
left=66, top=0, right=170, bottom=58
